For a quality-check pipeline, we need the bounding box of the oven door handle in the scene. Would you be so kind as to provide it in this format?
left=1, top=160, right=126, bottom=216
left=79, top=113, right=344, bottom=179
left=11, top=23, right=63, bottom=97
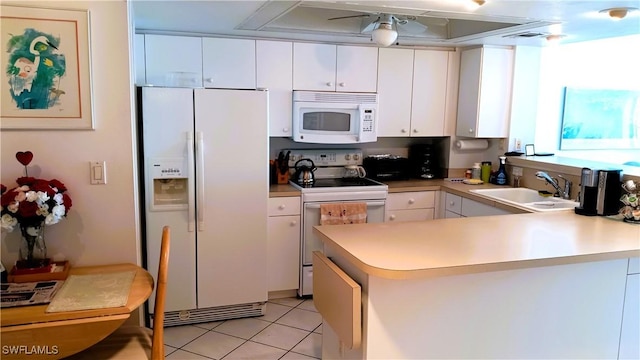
left=305, top=201, right=385, bottom=209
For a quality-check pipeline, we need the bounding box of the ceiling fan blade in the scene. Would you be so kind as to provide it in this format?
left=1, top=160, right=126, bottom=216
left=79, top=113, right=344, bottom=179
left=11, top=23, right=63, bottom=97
left=328, top=14, right=371, bottom=21
left=396, top=19, right=428, bottom=34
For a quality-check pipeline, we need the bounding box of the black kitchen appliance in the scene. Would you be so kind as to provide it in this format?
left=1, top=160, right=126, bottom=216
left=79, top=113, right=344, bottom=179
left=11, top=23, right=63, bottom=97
left=363, top=155, right=410, bottom=181
left=408, top=144, right=440, bottom=179
left=575, top=168, right=622, bottom=216
left=575, top=168, right=600, bottom=216
left=596, top=169, right=623, bottom=215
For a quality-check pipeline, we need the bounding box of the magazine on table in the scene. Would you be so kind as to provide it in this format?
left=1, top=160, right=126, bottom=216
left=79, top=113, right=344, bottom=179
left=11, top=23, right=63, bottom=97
left=0, top=280, right=64, bottom=308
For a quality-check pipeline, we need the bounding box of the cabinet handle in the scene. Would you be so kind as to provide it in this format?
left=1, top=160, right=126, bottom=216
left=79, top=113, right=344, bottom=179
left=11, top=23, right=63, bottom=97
left=326, top=82, right=333, bottom=87
left=401, top=129, right=407, bottom=133
left=278, top=204, right=286, bottom=210
left=290, top=220, right=297, bottom=226
left=205, top=78, right=214, bottom=83
left=449, top=201, right=455, bottom=206
left=468, top=128, right=474, bottom=133
left=339, top=82, right=346, bottom=87
left=389, top=214, right=396, bottom=221
left=413, top=129, right=418, bottom=133
left=408, top=198, right=415, bottom=204
left=282, top=127, right=289, bottom=132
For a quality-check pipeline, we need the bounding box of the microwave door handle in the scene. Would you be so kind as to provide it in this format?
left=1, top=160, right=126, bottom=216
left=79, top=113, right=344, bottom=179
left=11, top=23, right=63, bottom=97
left=357, top=104, right=364, bottom=142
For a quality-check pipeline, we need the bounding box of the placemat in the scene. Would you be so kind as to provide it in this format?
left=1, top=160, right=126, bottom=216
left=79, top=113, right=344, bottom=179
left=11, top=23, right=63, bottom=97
left=46, top=271, right=136, bottom=313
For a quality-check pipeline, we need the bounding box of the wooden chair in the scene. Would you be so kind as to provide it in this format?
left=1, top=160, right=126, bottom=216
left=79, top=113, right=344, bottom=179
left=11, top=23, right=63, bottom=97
left=68, top=226, right=170, bottom=359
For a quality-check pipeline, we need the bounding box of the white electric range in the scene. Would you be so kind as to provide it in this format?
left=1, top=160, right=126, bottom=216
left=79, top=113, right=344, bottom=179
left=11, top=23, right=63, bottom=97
left=285, top=149, right=388, bottom=297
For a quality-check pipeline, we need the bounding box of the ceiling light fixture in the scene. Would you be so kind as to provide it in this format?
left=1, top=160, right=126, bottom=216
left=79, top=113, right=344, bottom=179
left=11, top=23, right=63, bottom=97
left=599, top=7, right=638, bottom=19
left=472, top=0, right=486, bottom=6
left=371, top=16, right=398, bottom=47
left=545, top=34, right=565, bottom=43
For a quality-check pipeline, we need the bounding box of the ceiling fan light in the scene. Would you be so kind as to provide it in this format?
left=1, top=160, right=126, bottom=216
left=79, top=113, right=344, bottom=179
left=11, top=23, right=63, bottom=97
left=371, top=24, right=397, bottom=47
left=599, top=7, right=637, bottom=20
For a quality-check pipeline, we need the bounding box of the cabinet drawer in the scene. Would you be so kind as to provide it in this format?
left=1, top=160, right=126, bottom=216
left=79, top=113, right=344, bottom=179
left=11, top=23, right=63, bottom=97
left=444, top=193, right=462, bottom=214
left=386, top=191, right=435, bottom=210
left=386, top=209, right=435, bottom=222
left=268, top=197, right=300, bottom=216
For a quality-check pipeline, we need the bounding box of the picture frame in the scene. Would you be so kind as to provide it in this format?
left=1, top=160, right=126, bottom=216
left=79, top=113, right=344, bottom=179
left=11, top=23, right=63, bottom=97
left=525, top=144, right=535, bottom=156
left=0, top=5, right=93, bottom=130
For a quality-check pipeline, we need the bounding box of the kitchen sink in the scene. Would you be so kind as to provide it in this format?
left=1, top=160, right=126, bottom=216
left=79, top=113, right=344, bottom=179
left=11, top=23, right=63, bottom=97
left=469, top=188, right=579, bottom=212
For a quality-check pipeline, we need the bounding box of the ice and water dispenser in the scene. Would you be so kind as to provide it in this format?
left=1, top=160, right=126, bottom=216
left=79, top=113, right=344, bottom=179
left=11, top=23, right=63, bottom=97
left=148, top=158, right=189, bottom=211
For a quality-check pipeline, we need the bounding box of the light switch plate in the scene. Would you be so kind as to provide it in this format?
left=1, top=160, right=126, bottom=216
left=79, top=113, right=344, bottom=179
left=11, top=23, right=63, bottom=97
left=90, top=161, right=107, bottom=185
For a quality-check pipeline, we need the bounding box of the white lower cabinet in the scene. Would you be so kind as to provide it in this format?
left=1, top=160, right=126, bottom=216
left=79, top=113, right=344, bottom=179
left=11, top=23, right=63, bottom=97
left=443, top=192, right=512, bottom=217
left=267, top=197, right=300, bottom=292
left=386, top=191, right=435, bottom=222
left=619, top=258, right=639, bottom=360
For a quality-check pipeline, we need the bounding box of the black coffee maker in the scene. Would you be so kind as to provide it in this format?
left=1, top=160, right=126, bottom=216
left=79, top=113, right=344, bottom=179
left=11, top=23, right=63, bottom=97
left=409, top=144, right=439, bottom=179
left=575, top=167, right=622, bottom=216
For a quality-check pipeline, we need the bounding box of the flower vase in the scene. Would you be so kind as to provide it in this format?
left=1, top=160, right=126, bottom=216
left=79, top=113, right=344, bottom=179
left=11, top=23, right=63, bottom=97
left=17, top=223, right=50, bottom=269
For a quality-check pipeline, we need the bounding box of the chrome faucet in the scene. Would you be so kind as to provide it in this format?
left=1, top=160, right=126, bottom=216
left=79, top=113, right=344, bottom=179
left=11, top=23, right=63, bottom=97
left=535, top=171, right=572, bottom=199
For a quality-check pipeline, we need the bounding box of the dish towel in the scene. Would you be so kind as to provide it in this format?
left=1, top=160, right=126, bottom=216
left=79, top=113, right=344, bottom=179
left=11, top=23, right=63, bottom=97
left=320, top=203, right=367, bottom=225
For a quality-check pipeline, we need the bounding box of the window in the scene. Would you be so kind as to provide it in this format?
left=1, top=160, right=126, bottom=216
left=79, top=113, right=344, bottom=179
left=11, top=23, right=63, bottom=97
left=560, top=87, right=640, bottom=150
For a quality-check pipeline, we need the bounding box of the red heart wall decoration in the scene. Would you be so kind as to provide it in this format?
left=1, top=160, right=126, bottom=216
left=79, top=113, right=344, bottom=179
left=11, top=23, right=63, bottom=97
left=16, top=151, right=34, bottom=166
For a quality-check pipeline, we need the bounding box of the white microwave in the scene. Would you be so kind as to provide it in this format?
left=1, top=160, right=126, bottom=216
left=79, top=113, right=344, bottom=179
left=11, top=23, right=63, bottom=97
left=292, top=91, right=378, bottom=144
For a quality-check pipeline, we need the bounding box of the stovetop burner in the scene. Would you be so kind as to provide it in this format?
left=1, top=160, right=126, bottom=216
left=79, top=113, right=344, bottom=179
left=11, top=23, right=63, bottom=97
left=293, top=177, right=384, bottom=188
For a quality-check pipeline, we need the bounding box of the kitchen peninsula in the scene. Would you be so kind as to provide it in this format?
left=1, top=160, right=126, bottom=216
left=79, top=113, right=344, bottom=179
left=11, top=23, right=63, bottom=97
left=313, top=212, right=640, bottom=359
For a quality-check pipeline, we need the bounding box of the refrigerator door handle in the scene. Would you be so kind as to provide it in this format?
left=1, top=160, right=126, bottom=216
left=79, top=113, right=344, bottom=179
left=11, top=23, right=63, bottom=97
left=196, top=131, right=205, bottom=231
left=187, top=132, right=196, bottom=232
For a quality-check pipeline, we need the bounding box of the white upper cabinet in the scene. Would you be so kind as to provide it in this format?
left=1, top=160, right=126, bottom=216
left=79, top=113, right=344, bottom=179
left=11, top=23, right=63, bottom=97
left=144, top=34, right=203, bottom=87
left=456, top=46, right=514, bottom=138
left=336, top=46, right=378, bottom=92
left=202, top=38, right=256, bottom=89
left=377, top=48, right=450, bottom=137
left=256, top=40, right=293, bottom=137
left=293, top=43, right=378, bottom=92
left=411, top=50, right=449, bottom=137
left=134, top=34, right=146, bottom=86
left=377, top=48, right=413, bottom=136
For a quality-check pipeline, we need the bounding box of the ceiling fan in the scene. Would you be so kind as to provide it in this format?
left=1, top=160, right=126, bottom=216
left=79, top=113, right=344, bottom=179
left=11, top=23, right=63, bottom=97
left=328, top=13, right=441, bottom=46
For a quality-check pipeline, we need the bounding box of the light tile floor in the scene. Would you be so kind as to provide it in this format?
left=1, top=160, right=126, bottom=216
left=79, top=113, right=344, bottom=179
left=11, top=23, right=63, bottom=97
left=164, top=298, right=322, bottom=359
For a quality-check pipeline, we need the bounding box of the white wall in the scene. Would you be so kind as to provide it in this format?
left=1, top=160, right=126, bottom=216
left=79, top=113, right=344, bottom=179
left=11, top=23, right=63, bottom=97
left=1, top=1, right=139, bottom=268
left=535, top=34, right=640, bottom=155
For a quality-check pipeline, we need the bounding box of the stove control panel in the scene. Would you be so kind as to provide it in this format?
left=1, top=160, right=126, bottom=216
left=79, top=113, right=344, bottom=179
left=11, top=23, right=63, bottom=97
left=284, top=149, right=363, bottom=167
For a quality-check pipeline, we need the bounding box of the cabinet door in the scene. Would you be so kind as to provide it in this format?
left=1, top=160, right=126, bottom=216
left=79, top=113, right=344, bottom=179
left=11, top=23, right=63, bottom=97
left=134, top=34, right=146, bottom=86
left=411, top=50, right=448, bottom=137
left=619, top=274, right=639, bottom=360
left=461, top=198, right=512, bottom=217
left=267, top=215, right=301, bottom=292
left=202, top=38, right=256, bottom=89
left=257, top=40, right=293, bottom=137
left=336, top=46, right=378, bottom=92
left=377, top=48, right=413, bottom=136
left=144, top=35, right=202, bottom=87
left=293, top=43, right=336, bottom=91
left=456, top=47, right=513, bottom=138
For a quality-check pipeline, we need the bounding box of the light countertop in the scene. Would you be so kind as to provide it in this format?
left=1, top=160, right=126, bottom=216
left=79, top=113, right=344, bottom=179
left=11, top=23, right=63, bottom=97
left=314, top=212, right=640, bottom=280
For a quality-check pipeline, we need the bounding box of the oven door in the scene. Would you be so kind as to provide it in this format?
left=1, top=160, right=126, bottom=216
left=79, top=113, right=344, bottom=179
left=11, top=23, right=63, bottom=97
left=299, top=200, right=385, bottom=296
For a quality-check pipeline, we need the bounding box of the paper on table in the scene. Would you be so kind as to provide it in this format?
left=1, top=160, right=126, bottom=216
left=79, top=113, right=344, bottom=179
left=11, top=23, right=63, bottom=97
left=45, top=271, right=136, bottom=313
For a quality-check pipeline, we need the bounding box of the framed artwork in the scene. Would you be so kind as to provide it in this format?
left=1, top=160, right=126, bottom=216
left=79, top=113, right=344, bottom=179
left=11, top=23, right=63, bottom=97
left=0, top=5, right=93, bottom=130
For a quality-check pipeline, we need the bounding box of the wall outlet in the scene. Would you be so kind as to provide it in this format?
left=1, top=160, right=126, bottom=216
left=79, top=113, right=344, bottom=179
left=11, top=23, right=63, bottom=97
left=514, top=138, right=522, bottom=151
left=512, top=166, right=523, bottom=177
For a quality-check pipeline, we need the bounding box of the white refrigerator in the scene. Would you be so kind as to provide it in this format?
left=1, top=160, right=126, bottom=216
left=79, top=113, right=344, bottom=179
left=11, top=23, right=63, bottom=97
left=138, top=87, right=268, bottom=326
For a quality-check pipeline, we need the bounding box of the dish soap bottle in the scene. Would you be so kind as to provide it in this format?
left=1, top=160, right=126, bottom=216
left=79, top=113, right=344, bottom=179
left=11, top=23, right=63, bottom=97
left=495, top=156, right=508, bottom=185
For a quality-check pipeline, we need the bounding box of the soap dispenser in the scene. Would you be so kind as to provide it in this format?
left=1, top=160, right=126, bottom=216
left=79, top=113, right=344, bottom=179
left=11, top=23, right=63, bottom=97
left=495, top=156, right=508, bottom=185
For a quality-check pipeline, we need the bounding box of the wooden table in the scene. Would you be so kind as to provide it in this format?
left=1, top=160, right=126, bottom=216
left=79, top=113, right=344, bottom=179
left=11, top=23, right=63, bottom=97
left=1, top=263, right=154, bottom=359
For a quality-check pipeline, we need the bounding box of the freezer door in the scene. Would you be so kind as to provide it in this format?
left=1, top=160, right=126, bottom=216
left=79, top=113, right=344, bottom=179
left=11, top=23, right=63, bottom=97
left=194, top=89, right=269, bottom=308
left=141, top=87, right=197, bottom=313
